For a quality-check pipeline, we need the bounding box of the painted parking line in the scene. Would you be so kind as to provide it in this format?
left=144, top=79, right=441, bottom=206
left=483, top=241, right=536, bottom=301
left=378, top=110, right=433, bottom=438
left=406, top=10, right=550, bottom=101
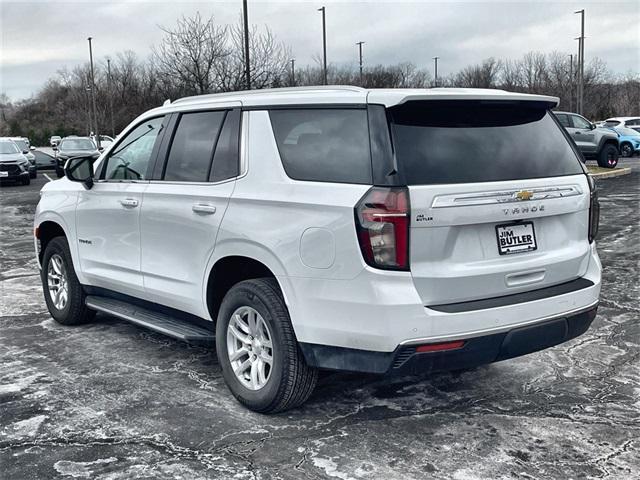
left=43, top=173, right=54, bottom=182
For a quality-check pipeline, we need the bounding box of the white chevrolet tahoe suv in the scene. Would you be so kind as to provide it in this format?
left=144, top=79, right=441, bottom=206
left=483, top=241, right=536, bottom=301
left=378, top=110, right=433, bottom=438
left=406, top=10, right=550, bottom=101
left=34, top=87, right=602, bottom=413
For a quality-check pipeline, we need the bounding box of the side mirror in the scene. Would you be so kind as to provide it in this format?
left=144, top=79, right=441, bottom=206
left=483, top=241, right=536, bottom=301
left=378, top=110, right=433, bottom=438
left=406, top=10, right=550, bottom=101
left=590, top=123, right=597, bottom=130
left=98, top=146, right=104, bottom=152
left=52, top=145, right=58, bottom=151
left=30, top=146, right=36, bottom=151
left=22, top=150, right=29, bottom=155
left=64, top=156, right=94, bottom=190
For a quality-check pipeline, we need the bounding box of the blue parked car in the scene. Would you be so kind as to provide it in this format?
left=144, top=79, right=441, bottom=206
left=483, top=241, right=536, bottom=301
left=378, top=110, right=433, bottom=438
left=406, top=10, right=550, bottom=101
left=614, top=127, right=640, bottom=157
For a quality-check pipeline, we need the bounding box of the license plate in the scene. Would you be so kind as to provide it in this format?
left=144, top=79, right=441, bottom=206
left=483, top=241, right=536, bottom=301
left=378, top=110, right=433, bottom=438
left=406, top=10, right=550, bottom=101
left=496, top=222, right=537, bottom=255
left=0, top=172, right=8, bottom=177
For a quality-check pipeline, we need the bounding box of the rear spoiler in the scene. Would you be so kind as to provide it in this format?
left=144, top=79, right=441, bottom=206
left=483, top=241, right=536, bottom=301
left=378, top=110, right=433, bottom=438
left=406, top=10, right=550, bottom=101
left=367, top=90, right=560, bottom=109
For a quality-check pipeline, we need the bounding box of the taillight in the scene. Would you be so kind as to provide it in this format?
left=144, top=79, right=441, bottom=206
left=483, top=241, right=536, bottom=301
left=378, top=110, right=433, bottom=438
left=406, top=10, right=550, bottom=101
left=355, top=187, right=410, bottom=270
left=587, top=174, right=599, bottom=243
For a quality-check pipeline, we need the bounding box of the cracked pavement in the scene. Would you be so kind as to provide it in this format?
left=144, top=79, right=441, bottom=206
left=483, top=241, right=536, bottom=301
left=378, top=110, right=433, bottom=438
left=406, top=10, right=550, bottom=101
left=1, top=160, right=638, bottom=479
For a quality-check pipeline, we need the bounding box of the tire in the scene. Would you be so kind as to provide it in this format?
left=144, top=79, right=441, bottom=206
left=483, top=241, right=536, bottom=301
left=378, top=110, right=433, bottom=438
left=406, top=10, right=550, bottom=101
left=597, top=143, right=619, bottom=168
left=216, top=278, right=318, bottom=413
left=620, top=142, right=633, bottom=158
left=22, top=175, right=30, bottom=186
left=41, top=236, right=95, bottom=326
left=55, top=165, right=64, bottom=178
left=30, top=170, right=37, bottom=179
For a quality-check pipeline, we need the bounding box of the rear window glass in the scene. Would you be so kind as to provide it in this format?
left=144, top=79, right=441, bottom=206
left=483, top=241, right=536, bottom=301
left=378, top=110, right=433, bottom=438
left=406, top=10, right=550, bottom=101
left=389, top=101, right=583, bottom=185
left=269, top=109, right=372, bottom=184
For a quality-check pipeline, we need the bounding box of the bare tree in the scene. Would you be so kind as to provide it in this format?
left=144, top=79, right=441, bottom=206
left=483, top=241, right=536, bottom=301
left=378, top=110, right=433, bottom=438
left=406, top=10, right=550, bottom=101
left=152, top=13, right=229, bottom=95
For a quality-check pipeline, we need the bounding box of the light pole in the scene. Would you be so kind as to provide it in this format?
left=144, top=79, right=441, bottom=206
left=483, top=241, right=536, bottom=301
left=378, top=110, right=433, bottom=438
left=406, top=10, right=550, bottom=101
left=568, top=54, right=573, bottom=112
left=574, top=9, right=585, bottom=115
left=356, top=41, right=365, bottom=85
left=318, top=6, right=327, bottom=85
left=87, top=37, right=100, bottom=149
left=290, top=58, right=295, bottom=86
left=243, top=0, right=251, bottom=89
left=107, top=57, right=115, bottom=137
left=575, top=36, right=582, bottom=114
left=433, top=56, right=439, bottom=87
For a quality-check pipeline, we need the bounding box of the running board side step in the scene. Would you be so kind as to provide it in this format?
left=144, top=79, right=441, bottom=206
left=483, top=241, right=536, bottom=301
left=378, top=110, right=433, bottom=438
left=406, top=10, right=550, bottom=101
left=85, top=296, right=215, bottom=344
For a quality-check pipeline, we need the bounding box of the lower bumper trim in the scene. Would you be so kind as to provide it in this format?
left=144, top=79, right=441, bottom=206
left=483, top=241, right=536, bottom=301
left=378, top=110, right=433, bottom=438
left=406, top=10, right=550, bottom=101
left=300, top=305, right=598, bottom=375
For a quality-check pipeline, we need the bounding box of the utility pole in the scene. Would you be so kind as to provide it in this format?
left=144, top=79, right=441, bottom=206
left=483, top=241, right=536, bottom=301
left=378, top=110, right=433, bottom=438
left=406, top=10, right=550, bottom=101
left=87, top=37, right=100, bottom=149
left=433, top=56, right=439, bottom=87
left=574, top=9, right=585, bottom=115
left=290, top=59, right=295, bottom=86
left=356, top=41, right=365, bottom=85
left=242, top=0, right=251, bottom=89
left=107, top=58, right=115, bottom=137
left=575, top=36, right=582, bottom=114
left=318, top=6, right=327, bottom=85
left=568, top=54, right=573, bottom=112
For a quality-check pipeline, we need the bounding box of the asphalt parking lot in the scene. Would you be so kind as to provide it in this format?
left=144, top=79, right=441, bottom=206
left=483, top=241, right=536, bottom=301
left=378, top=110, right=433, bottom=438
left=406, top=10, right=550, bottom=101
left=1, top=159, right=638, bottom=479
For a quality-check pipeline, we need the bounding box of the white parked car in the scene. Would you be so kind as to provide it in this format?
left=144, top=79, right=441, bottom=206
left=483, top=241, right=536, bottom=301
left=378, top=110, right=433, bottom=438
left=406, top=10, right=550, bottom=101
left=34, top=87, right=602, bottom=412
left=601, top=116, right=640, bottom=128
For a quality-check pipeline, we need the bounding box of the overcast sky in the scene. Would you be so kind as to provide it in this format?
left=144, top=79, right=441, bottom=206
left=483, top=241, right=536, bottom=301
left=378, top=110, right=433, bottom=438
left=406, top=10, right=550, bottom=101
left=1, top=0, right=639, bottom=100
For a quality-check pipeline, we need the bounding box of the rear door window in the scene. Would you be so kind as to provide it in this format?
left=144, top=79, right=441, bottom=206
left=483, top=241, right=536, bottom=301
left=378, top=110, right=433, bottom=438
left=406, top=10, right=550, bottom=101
left=389, top=101, right=583, bottom=185
left=163, top=111, right=226, bottom=182
left=269, top=109, right=372, bottom=184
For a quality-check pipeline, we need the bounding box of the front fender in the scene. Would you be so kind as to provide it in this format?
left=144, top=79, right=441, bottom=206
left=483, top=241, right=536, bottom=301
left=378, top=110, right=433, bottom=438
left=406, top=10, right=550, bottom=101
left=35, top=189, right=83, bottom=282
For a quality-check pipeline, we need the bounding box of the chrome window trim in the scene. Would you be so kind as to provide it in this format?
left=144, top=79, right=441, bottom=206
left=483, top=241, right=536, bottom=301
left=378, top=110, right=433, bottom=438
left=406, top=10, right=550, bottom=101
left=431, top=184, right=583, bottom=208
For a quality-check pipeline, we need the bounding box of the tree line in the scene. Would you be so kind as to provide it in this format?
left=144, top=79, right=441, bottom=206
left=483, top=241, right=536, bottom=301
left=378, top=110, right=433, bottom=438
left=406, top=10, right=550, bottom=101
left=1, top=12, right=638, bottom=146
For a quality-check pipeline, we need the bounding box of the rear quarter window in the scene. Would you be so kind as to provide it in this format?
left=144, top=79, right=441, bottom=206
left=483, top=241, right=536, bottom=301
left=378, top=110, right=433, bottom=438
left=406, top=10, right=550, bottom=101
left=389, top=101, right=584, bottom=185
left=269, top=108, right=372, bottom=184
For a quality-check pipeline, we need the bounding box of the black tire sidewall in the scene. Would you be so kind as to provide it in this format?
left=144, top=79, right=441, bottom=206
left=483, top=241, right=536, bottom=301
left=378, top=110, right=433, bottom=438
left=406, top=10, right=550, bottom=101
left=41, top=237, right=88, bottom=325
left=598, top=145, right=618, bottom=168
left=215, top=281, right=288, bottom=410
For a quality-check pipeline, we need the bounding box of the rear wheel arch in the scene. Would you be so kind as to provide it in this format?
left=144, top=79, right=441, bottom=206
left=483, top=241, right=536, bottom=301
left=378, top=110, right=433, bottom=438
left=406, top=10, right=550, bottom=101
left=206, top=256, right=283, bottom=325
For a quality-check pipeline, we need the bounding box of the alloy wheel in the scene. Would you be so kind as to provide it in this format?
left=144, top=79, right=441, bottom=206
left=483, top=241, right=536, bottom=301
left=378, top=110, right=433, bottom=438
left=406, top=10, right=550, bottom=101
left=47, top=253, right=69, bottom=310
left=226, top=306, right=274, bottom=390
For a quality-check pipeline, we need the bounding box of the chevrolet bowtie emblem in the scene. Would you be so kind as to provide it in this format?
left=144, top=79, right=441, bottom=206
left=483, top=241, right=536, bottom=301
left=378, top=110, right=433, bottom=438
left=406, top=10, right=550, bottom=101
left=515, top=190, right=534, bottom=201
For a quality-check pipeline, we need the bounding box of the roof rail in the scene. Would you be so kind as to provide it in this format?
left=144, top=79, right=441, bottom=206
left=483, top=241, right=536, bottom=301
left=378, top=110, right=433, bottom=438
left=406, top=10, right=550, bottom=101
left=171, top=85, right=366, bottom=105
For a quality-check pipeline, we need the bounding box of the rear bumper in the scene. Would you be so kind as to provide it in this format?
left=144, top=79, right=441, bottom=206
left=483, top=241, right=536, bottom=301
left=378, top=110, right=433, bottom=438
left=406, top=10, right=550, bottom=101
left=284, top=243, right=601, bottom=353
left=300, top=304, right=598, bottom=374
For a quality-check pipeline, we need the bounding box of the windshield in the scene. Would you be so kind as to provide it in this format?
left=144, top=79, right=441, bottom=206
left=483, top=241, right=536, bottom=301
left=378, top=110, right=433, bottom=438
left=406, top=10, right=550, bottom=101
left=616, top=127, right=640, bottom=137
left=13, top=140, right=28, bottom=151
left=389, top=101, right=584, bottom=185
left=0, top=142, right=20, bottom=154
left=60, top=138, right=96, bottom=150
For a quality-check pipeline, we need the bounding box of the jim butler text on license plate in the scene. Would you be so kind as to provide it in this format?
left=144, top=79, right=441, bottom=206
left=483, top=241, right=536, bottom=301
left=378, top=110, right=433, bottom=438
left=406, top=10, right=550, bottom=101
left=496, top=222, right=537, bottom=255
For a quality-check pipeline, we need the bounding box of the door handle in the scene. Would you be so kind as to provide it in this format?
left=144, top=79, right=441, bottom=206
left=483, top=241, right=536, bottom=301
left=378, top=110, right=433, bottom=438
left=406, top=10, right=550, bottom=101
left=192, top=203, right=217, bottom=215
left=120, top=198, right=139, bottom=208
